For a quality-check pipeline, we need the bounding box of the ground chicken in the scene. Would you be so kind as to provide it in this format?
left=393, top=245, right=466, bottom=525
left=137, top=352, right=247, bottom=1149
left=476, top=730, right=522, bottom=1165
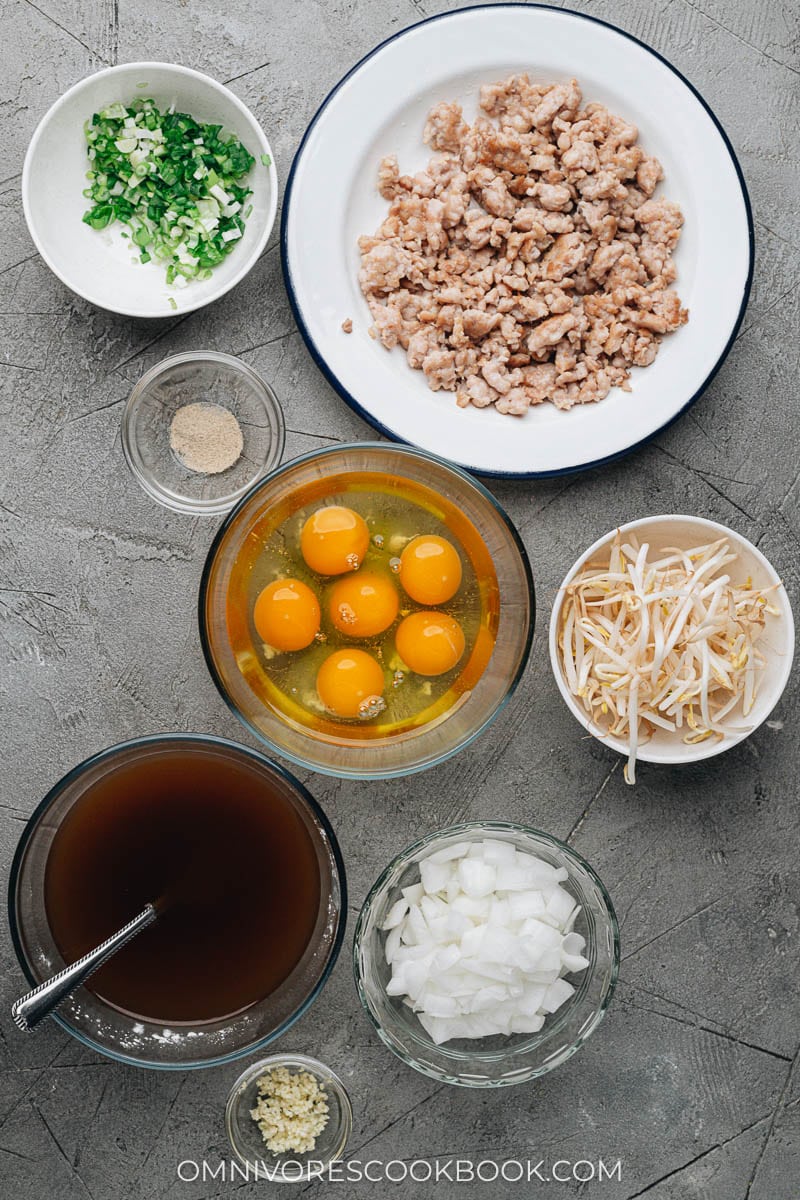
left=358, top=75, right=688, bottom=415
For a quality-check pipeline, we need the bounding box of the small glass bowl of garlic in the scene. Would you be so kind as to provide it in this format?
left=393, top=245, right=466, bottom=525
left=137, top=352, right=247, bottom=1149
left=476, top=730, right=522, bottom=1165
left=225, top=1053, right=353, bottom=1182
left=353, top=821, right=619, bottom=1087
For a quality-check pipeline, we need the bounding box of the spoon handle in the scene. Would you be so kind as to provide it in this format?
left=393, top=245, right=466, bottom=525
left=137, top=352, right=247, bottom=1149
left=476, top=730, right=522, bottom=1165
left=11, top=904, right=157, bottom=1033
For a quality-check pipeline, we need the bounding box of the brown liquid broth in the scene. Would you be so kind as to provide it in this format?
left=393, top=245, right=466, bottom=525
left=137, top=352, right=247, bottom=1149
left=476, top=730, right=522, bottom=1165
left=44, top=747, right=321, bottom=1023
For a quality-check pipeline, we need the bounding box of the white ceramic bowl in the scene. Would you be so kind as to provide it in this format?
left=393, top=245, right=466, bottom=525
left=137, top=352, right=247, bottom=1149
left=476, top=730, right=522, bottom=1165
left=22, top=62, right=277, bottom=318
left=549, top=515, right=795, bottom=767
left=282, top=5, right=753, bottom=477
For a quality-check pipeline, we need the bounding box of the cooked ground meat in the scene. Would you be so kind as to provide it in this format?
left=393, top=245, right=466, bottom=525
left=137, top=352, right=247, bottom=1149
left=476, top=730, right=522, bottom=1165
left=358, top=76, right=688, bottom=415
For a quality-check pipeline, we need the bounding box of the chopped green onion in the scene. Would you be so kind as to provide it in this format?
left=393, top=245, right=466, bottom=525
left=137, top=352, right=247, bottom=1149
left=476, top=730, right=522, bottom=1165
left=86, top=204, right=113, bottom=230
left=81, top=96, right=256, bottom=288
left=260, top=152, right=272, bottom=167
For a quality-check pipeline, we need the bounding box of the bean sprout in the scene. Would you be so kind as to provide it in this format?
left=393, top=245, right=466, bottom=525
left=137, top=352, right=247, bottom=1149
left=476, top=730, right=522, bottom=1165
left=558, top=534, right=780, bottom=784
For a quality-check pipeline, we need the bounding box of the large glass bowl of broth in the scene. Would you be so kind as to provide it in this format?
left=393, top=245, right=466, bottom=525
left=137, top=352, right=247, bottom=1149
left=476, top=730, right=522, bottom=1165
left=199, top=443, right=535, bottom=778
left=8, top=735, right=346, bottom=1069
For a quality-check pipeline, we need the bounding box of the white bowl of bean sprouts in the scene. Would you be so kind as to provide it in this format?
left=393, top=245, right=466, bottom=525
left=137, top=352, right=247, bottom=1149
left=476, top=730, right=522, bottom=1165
left=549, top=515, right=794, bottom=782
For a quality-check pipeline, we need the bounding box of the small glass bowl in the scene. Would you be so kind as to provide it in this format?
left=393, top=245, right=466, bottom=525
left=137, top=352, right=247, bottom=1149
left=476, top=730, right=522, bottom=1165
left=121, top=351, right=285, bottom=515
left=354, top=822, right=619, bottom=1088
left=225, top=1054, right=353, bottom=1182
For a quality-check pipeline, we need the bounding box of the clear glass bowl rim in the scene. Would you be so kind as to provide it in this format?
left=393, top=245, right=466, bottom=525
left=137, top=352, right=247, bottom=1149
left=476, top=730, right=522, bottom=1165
left=121, top=350, right=287, bottom=516
left=352, top=819, right=620, bottom=1087
left=7, top=732, right=347, bottom=1070
left=225, top=1052, right=353, bottom=1181
left=197, top=441, right=536, bottom=779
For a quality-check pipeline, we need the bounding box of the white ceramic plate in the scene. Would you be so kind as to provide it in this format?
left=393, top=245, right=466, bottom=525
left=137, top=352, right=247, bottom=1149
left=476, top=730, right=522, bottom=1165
left=282, top=5, right=753, bottom=477
left=548, top=515, right=795, bottom=768
left=23, top=62, right=278, bottom=318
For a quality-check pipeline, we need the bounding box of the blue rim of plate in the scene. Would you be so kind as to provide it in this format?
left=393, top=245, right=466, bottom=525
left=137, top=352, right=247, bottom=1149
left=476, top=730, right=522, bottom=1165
left=7, top=733, right=348, bottom=1070
left=280, top=2, right=755, bottom=481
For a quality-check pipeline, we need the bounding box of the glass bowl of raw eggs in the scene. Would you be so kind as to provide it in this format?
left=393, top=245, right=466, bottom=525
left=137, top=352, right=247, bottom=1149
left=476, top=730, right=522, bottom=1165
left=199, top=443, right=535, bottom=778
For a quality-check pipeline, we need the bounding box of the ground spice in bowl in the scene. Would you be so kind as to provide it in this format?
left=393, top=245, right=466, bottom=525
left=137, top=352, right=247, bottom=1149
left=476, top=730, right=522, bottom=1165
left=169, top=402, right=243, bottom=474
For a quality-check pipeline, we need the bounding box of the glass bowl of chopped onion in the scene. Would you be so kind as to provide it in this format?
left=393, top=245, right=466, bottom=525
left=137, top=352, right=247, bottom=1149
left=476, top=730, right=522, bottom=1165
left=122, top=351, right=285, bottom=515
left=225, top=1054, right=353, bottom=1182
left=549, top=515, right=795, bottom=783
left=354, top=822, right=619, bottom=1087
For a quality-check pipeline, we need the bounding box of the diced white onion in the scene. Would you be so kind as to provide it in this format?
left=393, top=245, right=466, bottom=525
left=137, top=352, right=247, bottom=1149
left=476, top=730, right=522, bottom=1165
left=382, top=839, right=589, bottom=1044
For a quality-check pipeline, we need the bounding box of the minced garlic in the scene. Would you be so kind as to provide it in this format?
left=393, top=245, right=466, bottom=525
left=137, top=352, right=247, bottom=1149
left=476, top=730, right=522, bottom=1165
left=249, top=1067, right=329, bottom=1155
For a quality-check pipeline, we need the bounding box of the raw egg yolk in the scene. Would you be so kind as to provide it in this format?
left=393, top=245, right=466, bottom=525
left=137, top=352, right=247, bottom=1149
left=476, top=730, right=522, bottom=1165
left=399, top=535, right=463, bottom=605
left=395, top=611, right=466, bottom=676
left=300, top=506, right=370, bottom=575
left=328, top=572, right=399, bottom=638
left=316, top=649, right=385, bottom=719
left=253, top=578, right=321, bottom=652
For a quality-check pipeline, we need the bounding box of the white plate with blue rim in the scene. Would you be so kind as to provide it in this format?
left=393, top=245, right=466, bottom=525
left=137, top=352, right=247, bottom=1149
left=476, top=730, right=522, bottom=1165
left=281, top=4, right=753, bottom=479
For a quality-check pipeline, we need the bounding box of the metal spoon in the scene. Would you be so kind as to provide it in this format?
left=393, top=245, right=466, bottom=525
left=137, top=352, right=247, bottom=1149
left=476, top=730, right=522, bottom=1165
left=11, top=904, right=157, bottom=1033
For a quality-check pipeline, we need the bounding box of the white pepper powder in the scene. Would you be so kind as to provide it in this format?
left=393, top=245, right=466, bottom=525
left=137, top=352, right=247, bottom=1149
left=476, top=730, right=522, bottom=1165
left=169, top=402, right=243, bottom=474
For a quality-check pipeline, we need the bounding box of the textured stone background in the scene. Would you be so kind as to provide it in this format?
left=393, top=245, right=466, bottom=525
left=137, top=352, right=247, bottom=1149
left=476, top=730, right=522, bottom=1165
left=1, top=1, right=798, bottom=1197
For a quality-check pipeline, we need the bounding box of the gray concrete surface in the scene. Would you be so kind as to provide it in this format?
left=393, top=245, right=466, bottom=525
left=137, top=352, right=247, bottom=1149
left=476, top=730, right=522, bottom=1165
left=1, top=0, right=798, bottom=1196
